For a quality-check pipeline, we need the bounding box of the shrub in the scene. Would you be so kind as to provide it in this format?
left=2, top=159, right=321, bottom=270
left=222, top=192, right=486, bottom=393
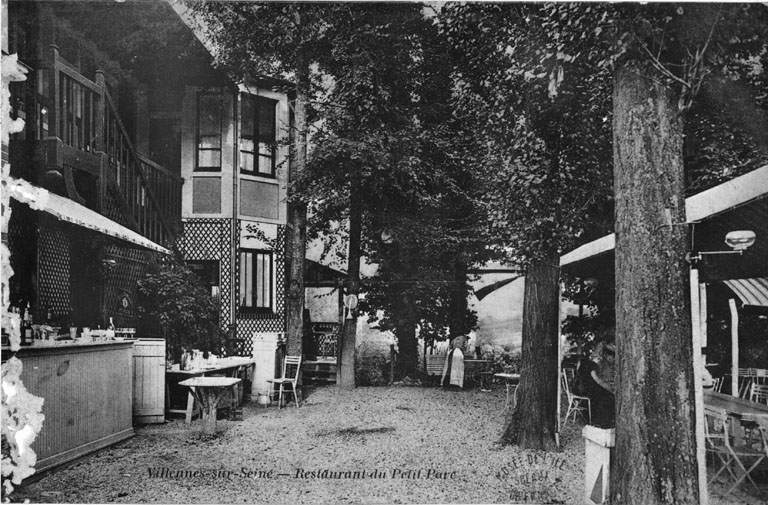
left=136, top=256, right=221, bottom=361
left=355, top=355, right=391, bottom=386
left=480, top=344, right=521, bottom=374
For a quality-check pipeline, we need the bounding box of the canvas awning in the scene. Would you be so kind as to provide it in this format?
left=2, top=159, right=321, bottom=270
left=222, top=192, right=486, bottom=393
left=722, top=278, right=768, bottom=308
left=8, top=177, right=170, bottom=254
left=561, top=164, right=768, bottom=270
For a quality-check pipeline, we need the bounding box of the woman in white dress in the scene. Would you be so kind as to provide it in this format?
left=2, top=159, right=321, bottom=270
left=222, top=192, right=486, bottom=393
left=441, top=335, right=467, bottom=389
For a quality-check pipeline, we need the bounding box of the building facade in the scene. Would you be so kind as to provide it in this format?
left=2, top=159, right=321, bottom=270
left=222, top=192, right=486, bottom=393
left=5, top=1, right=289, bottom=341
left=175, top=81, right=291, bottom=342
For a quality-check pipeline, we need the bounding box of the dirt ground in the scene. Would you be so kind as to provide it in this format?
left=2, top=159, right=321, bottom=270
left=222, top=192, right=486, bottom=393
left=10, top=385, right=766, bottom=504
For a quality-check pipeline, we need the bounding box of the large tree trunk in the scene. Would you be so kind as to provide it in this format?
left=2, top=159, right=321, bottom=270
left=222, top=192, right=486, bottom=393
left=448, top=259, right=470, bottom=339
left=338, top=174, right=362, bottom=389
left=611, top=61, right=699, bottom=505
left=285, top=47, right=310, bottom=357
left=395, top=292, right=419, bottom=378
left=502, top=252, right=559, bottom=451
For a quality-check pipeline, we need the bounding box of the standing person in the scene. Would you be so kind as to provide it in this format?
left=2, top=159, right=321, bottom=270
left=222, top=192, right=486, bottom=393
left=441, top=335, right=467, bottom=389
left=577, top=341, right=615, bottom=427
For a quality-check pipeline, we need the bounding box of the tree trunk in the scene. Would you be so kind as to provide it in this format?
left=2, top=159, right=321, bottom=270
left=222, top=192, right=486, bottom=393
left=285, top=47, right=310, bottom=357
left=338, top=174, right=362, bottom=389
left=448, top=259, right=470, bottom=339
left=395, top=292, right=419, bottom=378
left=502, top=252, right=559, bottom=451
left=611, top=61, right=699, bottom=505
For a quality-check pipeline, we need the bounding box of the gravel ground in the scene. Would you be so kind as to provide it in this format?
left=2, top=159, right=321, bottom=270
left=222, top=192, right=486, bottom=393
left=10, top=385, right=766, bottom=504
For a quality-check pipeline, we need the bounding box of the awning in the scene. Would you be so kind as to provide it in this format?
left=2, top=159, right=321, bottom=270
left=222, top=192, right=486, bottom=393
left=560, top=164, right=768, bottom=268
left=722, top=278, right=768, bottom=307
left=8, top=177, right=170, bottom=254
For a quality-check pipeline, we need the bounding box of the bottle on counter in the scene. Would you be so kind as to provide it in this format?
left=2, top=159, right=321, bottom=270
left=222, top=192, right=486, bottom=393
left=106, top=317, right=116, bottom=340
left=21, top=303, right=33, bottom=346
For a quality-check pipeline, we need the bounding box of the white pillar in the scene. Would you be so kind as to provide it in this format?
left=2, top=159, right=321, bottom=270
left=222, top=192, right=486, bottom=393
left=556, top=282, right=564, bottom=449
left=699, top=282, right=707, bottom=348
left=689, top=268, right=707, bottom=505
left=729, top=298, right=739, bottom=398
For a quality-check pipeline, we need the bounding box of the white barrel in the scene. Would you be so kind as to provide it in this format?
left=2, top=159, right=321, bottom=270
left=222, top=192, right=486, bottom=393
left=250, top=332, right=283, bottom=398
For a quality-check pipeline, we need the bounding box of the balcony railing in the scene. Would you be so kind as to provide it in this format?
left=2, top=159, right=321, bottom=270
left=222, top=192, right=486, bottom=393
left=11, top=45, right=181, bottom=246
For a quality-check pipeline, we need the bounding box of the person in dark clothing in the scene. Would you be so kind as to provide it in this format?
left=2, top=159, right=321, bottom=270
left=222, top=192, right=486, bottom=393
left=577, top=342, right=615, bottom=428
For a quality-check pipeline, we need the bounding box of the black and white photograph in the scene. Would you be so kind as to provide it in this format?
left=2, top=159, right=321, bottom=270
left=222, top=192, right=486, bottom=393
left=1, top=1, right=767, bottom=504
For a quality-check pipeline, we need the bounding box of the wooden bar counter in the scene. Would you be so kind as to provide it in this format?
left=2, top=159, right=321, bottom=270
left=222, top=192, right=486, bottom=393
left=1, top=340, right=135, bottom=473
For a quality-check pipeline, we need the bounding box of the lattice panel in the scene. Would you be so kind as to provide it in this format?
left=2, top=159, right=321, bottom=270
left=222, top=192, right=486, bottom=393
left=103, top=244, right=153, bottom=328
left=38, top=223, right=72, bottom=320
left=176, top=218, right=233, bottom=330
left=234, top=221, right=286, bottom=340
left=275, top=224, right=286, bottom=319
left=7, top=201, right=38, bottom=310
left=313, top=330, right=338, bottom=358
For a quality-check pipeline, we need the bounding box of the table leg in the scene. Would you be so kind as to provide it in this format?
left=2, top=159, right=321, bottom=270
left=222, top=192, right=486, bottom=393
left=201, top=393, right=217, bottom=435
left=185, top=391, right=195, bottom=425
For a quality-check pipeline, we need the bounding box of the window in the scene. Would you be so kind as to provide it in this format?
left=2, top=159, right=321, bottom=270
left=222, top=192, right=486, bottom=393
left=240, top=95, right=277, bottom=177
left=187, top=261, right=221, bottom=303
left=196, top=93, right=224, bottom=171
left=239, top=250, right=273, bottom=311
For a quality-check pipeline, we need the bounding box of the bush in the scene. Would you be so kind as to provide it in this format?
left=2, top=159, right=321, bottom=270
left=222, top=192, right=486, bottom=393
left=355, top=355, right=391, bottom=386
left=136, top=256, right=221, bottom=361
left=480, top=344, right=521, bottom=374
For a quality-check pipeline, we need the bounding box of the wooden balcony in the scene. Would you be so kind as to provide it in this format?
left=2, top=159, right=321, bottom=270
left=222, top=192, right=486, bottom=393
left=9, top=45, right=181, bottom=246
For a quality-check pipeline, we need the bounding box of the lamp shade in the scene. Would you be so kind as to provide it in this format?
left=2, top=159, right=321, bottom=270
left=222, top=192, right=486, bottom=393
left=724, top=230, right=756, bottom=251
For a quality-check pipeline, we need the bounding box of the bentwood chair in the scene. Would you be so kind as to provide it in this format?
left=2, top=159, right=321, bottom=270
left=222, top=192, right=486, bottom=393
left=561, top=369, right=591, bottom=425
left=704, top=406, right=767, bottom=495
left=268, top=355, right=302, bottom=409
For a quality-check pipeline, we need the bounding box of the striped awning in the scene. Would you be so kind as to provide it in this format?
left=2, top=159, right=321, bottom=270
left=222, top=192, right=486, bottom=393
left=8, top=177, right=170, bottom=254
left=722, top=278, right=768, bottom=307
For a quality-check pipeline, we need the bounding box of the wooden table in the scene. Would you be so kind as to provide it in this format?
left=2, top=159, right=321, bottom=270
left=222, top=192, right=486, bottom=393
left=495, top=373, right=521, bottom=410
left=178, top=377, right=241, bottom=434
left=166, top=357, right=256, bottom=423
left=704, top=390, right=768, bottom=444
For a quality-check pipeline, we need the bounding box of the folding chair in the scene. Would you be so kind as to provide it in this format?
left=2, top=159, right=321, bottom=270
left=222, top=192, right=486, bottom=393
left=561, top=369, right=591, bottom=425
left=268, top=355, right=302, bottom=409
left=750, top=383, right=768, bottom=405
left=562, top=367, right=576, bottom=389
left=738, top=368, right=755, bottom=399
left=704, top=406, right=767, bottom=495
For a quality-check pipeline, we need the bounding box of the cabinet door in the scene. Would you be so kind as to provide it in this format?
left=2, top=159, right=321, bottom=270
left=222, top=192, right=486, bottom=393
left=133, top=338, right=166, bottom=423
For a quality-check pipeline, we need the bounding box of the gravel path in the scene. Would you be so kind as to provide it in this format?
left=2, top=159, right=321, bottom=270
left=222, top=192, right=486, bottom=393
left=10, top=385, right=765, bottom=504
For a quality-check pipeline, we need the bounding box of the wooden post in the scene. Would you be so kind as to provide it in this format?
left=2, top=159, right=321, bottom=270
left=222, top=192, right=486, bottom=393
left=699, top=282, right=707, bottom=349
left=556, top=281, right=564, bottom=449
left=48, top=44, right=59, bottom=139
left=389, top=344, right=395, bottom=385
left=729, top=298, right=739, bottom=397
left=689, top=268, right=707, bottom=505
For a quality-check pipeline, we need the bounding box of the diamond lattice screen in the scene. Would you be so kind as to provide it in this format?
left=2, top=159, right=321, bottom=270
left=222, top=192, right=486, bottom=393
left=38, top=223, right=72, bottom=319
left=177, top=218, right=233, bottom=330
left=234, top=222, right=286, bottom=345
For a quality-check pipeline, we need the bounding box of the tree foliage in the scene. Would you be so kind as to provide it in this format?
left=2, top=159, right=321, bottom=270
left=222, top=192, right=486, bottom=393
left=136, top=255, right=220, bottom=361
left=292, top=4, right=495, bottom=376
left=187, top=1, right=347, bottom=354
